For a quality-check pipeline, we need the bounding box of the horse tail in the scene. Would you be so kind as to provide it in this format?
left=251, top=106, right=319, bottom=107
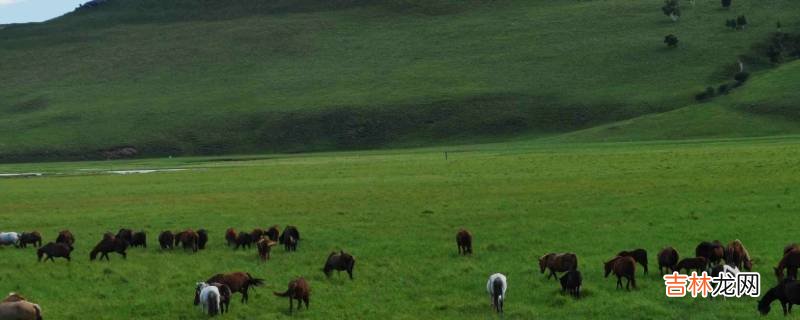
left=492, top=278, right=503, bottom=311
left=273, top=288, right=292, bottom=297
left=246, top=273, right=265, bottom=287
left=34, top=303, right=42, bottom=320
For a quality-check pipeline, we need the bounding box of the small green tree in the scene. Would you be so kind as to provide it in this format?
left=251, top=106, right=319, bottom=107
left=662, top=0, right=681, bottom=21
left=736, top=15, right=748, bottom=29
left=721, top=0, right=732, bottom=8
left=734, top=71, right=749, bottom=83
left=664, top=34, right=679, bottom=47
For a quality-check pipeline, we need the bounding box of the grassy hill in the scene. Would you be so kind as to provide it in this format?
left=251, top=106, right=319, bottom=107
left=0, top=0, right=798, bottom=161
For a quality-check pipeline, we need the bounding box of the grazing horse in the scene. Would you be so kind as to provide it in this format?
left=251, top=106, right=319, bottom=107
left=618, top=249, right=648, bottom=275
left=673, top=257, right=708, bottom=273
left=758, top=280, right=800, bottom=315
left=176, top=230, right=199, bottom=252
left=0, top=232, right=20, bottom=247
left=274, top=277, right=310, bottom=315
left=234, top=232, right=253, bottom=250
left=213, top=283, right=232, bottom=314
left=776, top=249, right=800, bottom=281
left=265, top=225, right=280, bottom=241
left=726, top=239, right=752, bottom=271
left=194, top=282, right=221, bottom=316
left=279, top=226, right=300, bottom=250
left=116, top=229, right=133, bottom=244
left=56, top=230, right=74, bottom=246
left=323, top=251, right=356, bottom=279
left=197, top=229, right=208, bottom=250
left=90, top=234, right=129, bottom=261
left=19, top=232, right=42, bottom=248
left=256, top=238, right=277, bottom=262
left=486, top=273, right=506, bottom=314
left=225, top=228, right=237, bottom=247
left=539, top=253, right=578, bottom=280
left=0, top=301, right=42, bottom=320
left=37, top=242, right=73, bottom=262
left=206, top=272, right=264, bottom=304
left=696, top=241, right=725, bottom=266
left=130, top=231, right=147, bottom=248
left=251, top=229, right=266, bottom=241
left=158, top=231, right=174, bottom=249
left=605, top=256, right=636, bottom=290
left=560, top=269, right=582, bottom=298
left=456, top=229, right=472, bottom=255
left=657, top=247, right=679, bottom=275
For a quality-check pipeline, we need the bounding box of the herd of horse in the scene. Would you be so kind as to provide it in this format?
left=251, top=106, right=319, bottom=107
left=457, top=229, right=800, bottom=316
left=0, top=226, right=357, bottom=318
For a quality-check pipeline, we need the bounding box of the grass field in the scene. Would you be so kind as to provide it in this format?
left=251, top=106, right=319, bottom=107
left=2, top=137, right=800, bottom=319
left=1, top=0, right=798, bottom=160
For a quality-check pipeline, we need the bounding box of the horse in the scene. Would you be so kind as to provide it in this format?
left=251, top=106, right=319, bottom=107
left=225, top=228, right=237, bottom=247
left=486, top=273, right=506, bottom=313
left=234, top=232, right=253, bottom=250
left=323, top=251, right=356, bottom=279
left=194, top=282, right=221, bottom=316
left=90, top=234, right=128, bottom=261
left=785, top=243, right=800, bottom=255
left=657, top=247, right=679, bottom=274
left=158, top=231, right=174, bottom=249
left=673, top=257, right=708, bottom=273
left=758, top=280, right=800, bottom=315
left=0, top=301, right=42, bottom=320
left=251, top=228, right=266, bottom=241
left=256, top=238, right=277, bottom=262
left=456, top=229, right=472, bottom=255
left=37, top=242, right=73, bottom=262
left=116, top=229, right=133, bottom=244
left=274, top=277, right=310, bottom=315
left=265, top=225, right=280, bottom=241
left=605, top=256, right=636, bottom=290
left=618, top=249, right=648, bottom=275
left=279, top=226, right=300, bottom=250
left=130, top=231, right=146, bottom=248
left=726, top=239, right=752, bottom=271
left=3, top=292, right=26, bottom=303
left=776, top=249, right=800, bottom=281
left=538, top=253, right=578, bottom=280
left=560, top=269, right=582, bottom=298
left=176, top=229, right=199, bottom=252
left=206, top=272, right=264, bottom=304
left=212, top=283, right=232, bottom=314
left=696, top=241, right=725, bottom=266
left=197, top=229, right=208, bottom=250
left=0, top=232, right=20, bottom=247
left=55, top=230, right=74, bottom=246
left=19, top=232, right=42, bottom=248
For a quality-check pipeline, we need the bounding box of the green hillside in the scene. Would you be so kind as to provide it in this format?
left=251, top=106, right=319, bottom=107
left=0, top=0, right=797, bottom=161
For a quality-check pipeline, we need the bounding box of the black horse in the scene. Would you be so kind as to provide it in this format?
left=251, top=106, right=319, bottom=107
left=759, top=280, right=800, bottom=315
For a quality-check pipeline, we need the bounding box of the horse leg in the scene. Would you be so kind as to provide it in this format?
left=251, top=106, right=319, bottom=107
left=289, top=297, right=293, bottom=315
left=304, top=297, right=309, bottom=310
left=782, top=302, right=788, bottom=315
left=616, top=276, right=622, bottom=289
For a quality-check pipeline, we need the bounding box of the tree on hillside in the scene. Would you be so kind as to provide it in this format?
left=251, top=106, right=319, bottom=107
left=664, top=34, right=679, bottom=47
left=736, top=15, right=748, bottom=30
left=662, top=0, right=681, bottom=21
left=721, top=0, right=732, bottom=8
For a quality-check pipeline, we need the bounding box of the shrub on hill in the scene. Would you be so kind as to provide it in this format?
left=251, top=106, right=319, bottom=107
left=664, top=34, right=679, bottom=47
left=662, top=0, right=681, bottom=21
left=721, top=0, right=732, bottom=8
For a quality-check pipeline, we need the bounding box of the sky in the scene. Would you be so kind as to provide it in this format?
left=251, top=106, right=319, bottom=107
left=0, top=0, right=87, bottom=24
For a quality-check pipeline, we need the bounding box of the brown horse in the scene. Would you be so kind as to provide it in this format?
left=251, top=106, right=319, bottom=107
left=2, top=292, right=26, bottom=303
left=776, top=249, right=800, bottom=281
left=251, top=228, right=266, bottom=241
left=116, top=229, right=133, bottom=244
left=206, top=272, right=264, bottom=304
left=0, top=301, right=42, bottom=320
left=19, top=232, right=42, bottom=248
left=604, top=256, right=636, bottom=290
left=657, top=247, right=679, bottom=274
left=256, top=238, right=277, bottom=262
left=90, top=234, right=129, bottom=261
left=37, top=242, right=72, bottom=262
left=197, top=229, right=208, bottom=250
left=274, top=277, right=310, bottom=315
left=279, top=226, right=300, bottom=251
left=130, top=231, right=146, bottom=248
left=726, top=239, right=752, bottom=271
left=265, top=225, right=280, bottom=241
left=158, top=231, right=174, bottom=249
left=673, top=257, right=708, bottom=273
left=55, top=230, right=74, bottom=246
left=758, top=280, right=800, bottom=316
left=456, top=229, right=472, bottom=255
left=695, top=241, right=725, bottom=266
left=234, top=232, right=253, bottom=250
left=323, top=251, right=356, bottom=279
left=225, top=228, right=237, bottom=247
left=539, top=253, right=578, bottom=280
left=175, top=229, right=199, bottom=252
left=617, top=248, right=648, bottom=275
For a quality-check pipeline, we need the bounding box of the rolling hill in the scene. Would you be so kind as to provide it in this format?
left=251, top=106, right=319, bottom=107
left=0, top=0, right=797, bottom=161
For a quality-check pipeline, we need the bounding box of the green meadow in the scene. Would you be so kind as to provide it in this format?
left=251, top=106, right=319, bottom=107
left=2, top=137, right=800, bottom=319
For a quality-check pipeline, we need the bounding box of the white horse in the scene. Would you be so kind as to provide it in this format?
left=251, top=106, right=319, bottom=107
left=486, top=273, right=507, bottom=314
left=0, top=232, right=20, bottom=247
left=195, top=282, right=221, bottom=316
